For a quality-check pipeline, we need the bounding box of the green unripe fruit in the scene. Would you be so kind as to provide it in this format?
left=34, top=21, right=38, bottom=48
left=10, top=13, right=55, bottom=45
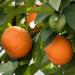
left=49, top=14, right=65, bottom=32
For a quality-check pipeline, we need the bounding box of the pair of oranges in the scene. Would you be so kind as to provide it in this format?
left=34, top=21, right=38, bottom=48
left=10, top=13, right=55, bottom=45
left=1, top=13, right=73, bottom=65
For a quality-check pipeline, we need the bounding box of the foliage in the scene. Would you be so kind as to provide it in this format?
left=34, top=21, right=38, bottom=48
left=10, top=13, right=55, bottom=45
left=0, top=0, right=75, bottom=75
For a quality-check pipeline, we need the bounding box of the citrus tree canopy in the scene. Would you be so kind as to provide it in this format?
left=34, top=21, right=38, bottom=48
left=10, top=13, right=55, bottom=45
left=0, top=0, right=75, bottom=75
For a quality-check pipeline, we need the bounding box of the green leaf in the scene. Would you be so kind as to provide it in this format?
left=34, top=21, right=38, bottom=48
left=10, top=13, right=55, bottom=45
left=63, top=3, right=75, bottom=30
left=24, top=0, right=34, bottom=7
left=0, top=13, right=6, bottom=25
left=15, top=64, right=28, bottom=75
left=32, top=38, right=45, bottom=66
left=0, top=7, right=7, bottom=25
left=64, top=24, right=75, bottom=34
left=4, top=6, right=17, bottom=22
left=62, top=54, right=75, bottom=75
left=0, top=0, right=13, bottom=7
left=35, top=13, right=49, bottom=25
left=0, top=61, right=18, bottom=75
left=68, top=34, right=75, bottom=52
left=28, top=5, right=54, bottom=13
left=23, top=64, right=38, bottom=75
left=0, top=53, right=10, bottom=63
left=32, top=27, right=53, bottom=66
left=59, top=0, right=72, bottom=13
left=72, top=0, right=75, bottom=1
left=0, top=0, right=6, bottom=4
left=18, top=52, right=32, bottom=66
left=49, top=0, right=61, bottom=11
left=41, top=63, right=62, bottom=75
left=72, top=38, right=75, bottom=52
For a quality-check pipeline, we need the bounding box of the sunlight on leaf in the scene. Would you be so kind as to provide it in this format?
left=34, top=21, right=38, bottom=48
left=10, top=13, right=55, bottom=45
left=49, top=0, right=61, bottom=11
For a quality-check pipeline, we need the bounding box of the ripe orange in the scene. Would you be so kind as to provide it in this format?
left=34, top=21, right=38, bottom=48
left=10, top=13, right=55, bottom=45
left=26, top=13, right=37, bottom=25
left=1, top=26, right=32, bottom=59
left=45, top=35, right=73, bottom=65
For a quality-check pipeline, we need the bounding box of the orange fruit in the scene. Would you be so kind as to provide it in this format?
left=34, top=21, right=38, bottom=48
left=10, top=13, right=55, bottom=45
left=45, top=35, right=73, bottom=65
left=1, top=26, right=32, bottom=59
left=26, top=13, right=37, bottom=25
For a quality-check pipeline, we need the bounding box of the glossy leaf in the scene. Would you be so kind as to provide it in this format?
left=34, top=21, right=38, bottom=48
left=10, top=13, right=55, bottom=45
left=32, top=27, right=53, bottom=66
left=28, top=5, right=54, bottom=13
left=0, top=61, right=18, bottom=75
left=23, top=64, right=38, bottom=75
left=24, top=0, right=34, bottom=8
left=62, top=54, right=75, bottom=75
left=63, top=3, right=75, bottom=30
left=49, top=0, right=61, bottom=11
left=15, top=64, right=28, bottom=75
left=35, top=13, right=49, bottom=25
left=59, top=0, right=71, bottom=13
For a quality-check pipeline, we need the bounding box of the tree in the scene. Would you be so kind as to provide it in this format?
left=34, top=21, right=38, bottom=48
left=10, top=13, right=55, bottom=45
left=0, top=0, right=75, bottom=75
